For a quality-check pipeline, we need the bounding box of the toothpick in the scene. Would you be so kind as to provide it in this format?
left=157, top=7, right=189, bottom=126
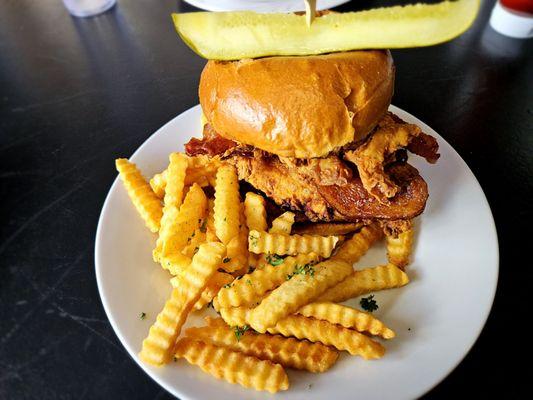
left=304, top=0, right=317, bottom=27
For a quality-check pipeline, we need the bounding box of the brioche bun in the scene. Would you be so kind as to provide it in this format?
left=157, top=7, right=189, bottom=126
left=199, top=50, right=394, bottom=158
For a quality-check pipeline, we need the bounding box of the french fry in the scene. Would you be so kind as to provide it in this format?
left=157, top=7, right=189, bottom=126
left=269, top=315, right=385, bottom=359
left=153, top=154, right=194, bottom=261
left=150, top=155, right=220, bottom=198
left=214, top=164, right=240, bottom=245
left=154, top=183, right=207, bottom=261
left=244, top=192, right=267, bottom=232
left=269, top=211, right=295, bottom=235
left=218, top=307, right=384, bottom=359
left=171, top=271, right=234, bottom=310
left=248, top=253, right=267, bottom=270
left=331, top=223, right=383, bottom=264
left=248, top=260, right=353, bottom=332
left=318, top=264, right=409, bottom=303
left=182, top=228, right=207, bottom=259
left=185, top=317, right=339, bottom=372
left=186, top=171, right=210, bottom=187
left=139, top=242, right=225, bottom=366
left=248, top=230, right=339, bottom=258
left=188, top=154, right=221, bottom=174
left=187, top=155, right=221, bottom=187
left=297, top=302, right=395, bottom=339
left=174, top=337, right=289, bottom=393
left=160, top=253, right=191, bottom=276
left=205, top=198, right=218, bottom=242
left=216, top=253, right=320, bottom=308
left=292, top=222, right=366, bottom=236
left=386, top=224, right=414, bottom=269
left=163, top=153, right=188, bottom=209
left=222, top=202, right=249, bottom=273
left=219, top=305, right=250, bottom=327
left=115, top=159, right=163, bottom=233
left=150, top=170, right=166, bottom=199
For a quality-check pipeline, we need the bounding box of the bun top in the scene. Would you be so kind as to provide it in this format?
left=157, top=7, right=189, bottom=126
left=199, top=50, right=394, bottom=158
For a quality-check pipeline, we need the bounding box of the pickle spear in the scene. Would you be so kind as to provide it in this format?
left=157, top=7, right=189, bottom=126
left=172, top=0, right=480, bottom=60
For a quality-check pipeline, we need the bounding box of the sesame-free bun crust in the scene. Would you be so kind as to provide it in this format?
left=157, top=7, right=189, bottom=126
left=199, top=50, right=394, bottom=158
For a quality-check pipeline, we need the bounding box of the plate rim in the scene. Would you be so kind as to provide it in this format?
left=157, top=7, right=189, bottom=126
left=95, top=104, right=499, bottom=400
left=182, top=0, right=350, bottom=13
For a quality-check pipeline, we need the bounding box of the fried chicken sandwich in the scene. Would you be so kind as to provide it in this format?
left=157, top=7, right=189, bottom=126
left=185, top=50, right=439, bottom=234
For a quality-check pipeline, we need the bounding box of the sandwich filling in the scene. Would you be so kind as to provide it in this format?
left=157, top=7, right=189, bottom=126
left=185, top=112, right=439, bottom=226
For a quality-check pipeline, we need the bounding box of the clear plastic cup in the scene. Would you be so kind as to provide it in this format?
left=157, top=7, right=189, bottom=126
left=62, top=0, right=117, bottom=18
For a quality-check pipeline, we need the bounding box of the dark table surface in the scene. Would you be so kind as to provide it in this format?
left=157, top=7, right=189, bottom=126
left=1, top=0, right=532, bottom=398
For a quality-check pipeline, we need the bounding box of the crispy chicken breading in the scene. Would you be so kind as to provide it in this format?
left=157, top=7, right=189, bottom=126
left=185, top=113, right=438, bottom=223
left=231, top=151, right=333, bottom=221
left=344, top=113, right=439, bottom=203
left=230, top=151, right=428, bottom=222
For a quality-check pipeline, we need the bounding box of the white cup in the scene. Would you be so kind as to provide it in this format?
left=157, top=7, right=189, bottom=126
left=490, top=1, right=533, bottom=38
left=62, top=0, right=117, bottom=18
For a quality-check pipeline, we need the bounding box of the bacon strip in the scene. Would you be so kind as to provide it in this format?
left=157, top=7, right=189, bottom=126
left=185, top=124, right=236, bottom=157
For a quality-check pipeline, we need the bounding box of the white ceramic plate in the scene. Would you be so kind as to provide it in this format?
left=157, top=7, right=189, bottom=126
left=95, top=104, right=498, bottom=400
left=182, top=0, right=350, bottom=13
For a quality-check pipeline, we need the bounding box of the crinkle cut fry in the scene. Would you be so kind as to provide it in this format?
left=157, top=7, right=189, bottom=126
left=269, top=315, right=385, bottom=359
left=163, top=153, right=188, bottom=210
left=174, top=337, right=289, bottom=393
left=215, top=253, right=320, bottom=308
left=219, top=305, right=250, bottom=327
left=171, top=271, right=234, bottom=310
left=205, top=198, right=218, bottom=242
left=218, top=307, right=384, bottom=359
left=269, top=211, right=295, bottom=234
left=154, top=153, right=188, bottom=258
left=244, top=192, right=267, bottom=232
left=386, top=223, right=414, bottom=269
left=150, top=170, right=166, bottom=199
left=139, top=242, right=225, bottom=366
left=150, top=154, right=221, bottom=198
left=115, top=159, right=162, bottom=233
left=214, top=164, right=241, bottom=245
left=248, top=230, right=339, bottom=258
left=248, top=260, right=353, bottom=333
left=160, top=253, right=191, bottom=276
left=317, top=264, right=409, bottom=303
left=185, top=317, right=338, bottom=372
left=331, top=223, right=383, bottom=264
left=223, top=201, right=249, bottom=273
left=298, top=302, right=395, bottom=339
left=154, top=183, right=207, bottom=261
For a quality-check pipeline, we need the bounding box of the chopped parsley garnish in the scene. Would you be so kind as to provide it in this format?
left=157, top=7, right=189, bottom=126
left=233, top=325, right=249, bottom=341
left=223, top=283, right=233, bottom=289
left=223, top=257, right=231, bottom=263
left=360, top=295, right=378, bottom=312
left=139, top=312, right=146, bottom=320
left=286, top=264, right=315, bottom=280
left=266, top=254, right=284, bottom=266
left=246, top=279, right=252, bottom=285
left=199, top=219, right=207, bottom=233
